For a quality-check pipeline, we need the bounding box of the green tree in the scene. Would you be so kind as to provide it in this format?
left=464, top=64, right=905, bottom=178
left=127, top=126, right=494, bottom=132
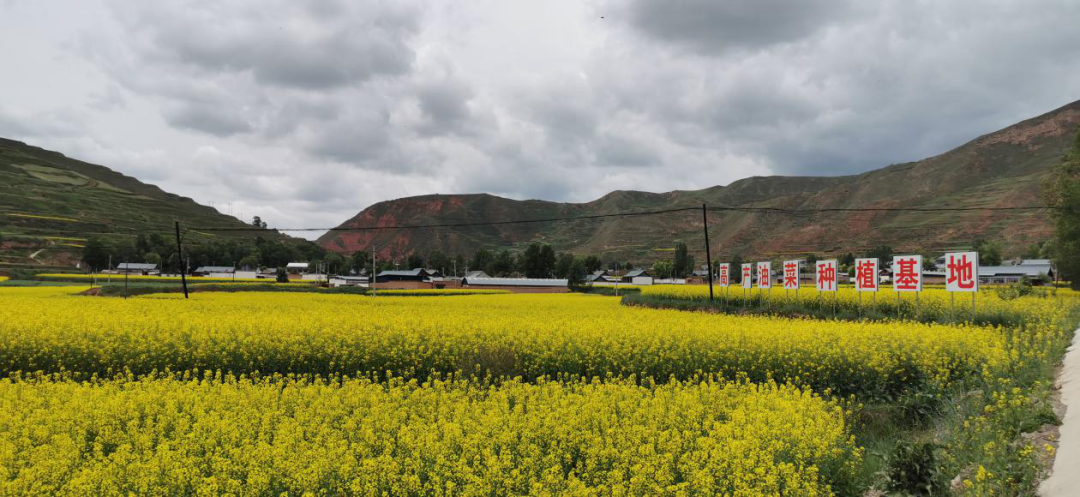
left=428, top=251, right=451, bottom=275
left=490, top=249, right=516, bottom=277
left=567, top=258, right=588, bottom=289
left=730, top=254, right=744, bottom=284
left=973, top=239, right=1003, bottom=266
left=325, top=253, right=347, bottom=275
left=238, top=255, right=260, bottom=270
left=582, top=255, right=602, bottom=274
left=521, top=243, right=557, bottom=278
left=1046, top=126, right=1080, bottom=287
left=866, top=246, right=892, bottom=264
left=653, top=260, right=674, bottom=279
left=471, top=249, right=494, bottom=274
left=276, top=267, right=289, bottom=283
left=144, top=252, right=162, bottom=266
left=81, top=237, right=113, bottom=271
left=554, top=253, right=575, bottom=279
left=406, top=253, right=425, bottom=270
left=454, top=254, right=466, bottom=277
left=672, top=242, right=695, bottom=278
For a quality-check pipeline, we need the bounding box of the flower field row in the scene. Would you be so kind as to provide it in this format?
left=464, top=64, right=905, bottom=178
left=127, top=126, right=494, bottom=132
left=639, top=284, right=1075, bottom=326
left=0, top=374, right=860, bottom=496
left=0, top=290, right=1010, bottom=399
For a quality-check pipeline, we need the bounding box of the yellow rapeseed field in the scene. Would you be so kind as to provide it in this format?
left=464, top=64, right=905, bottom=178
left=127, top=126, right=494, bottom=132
left=0, top=289, right=1007, bottom=398
left=0, top=374, right=861, bottom=495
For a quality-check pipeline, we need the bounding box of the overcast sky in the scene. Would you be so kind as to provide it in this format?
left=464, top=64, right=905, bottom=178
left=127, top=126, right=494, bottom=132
left=2, top=0, right=1079, bottom=239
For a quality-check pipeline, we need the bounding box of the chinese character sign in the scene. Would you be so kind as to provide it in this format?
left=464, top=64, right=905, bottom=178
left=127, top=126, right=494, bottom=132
left=945, top=251, right=979, bottom=292
left=718, top=263, right=730, bottom=287
left=855, top=258, right=879, bottom=292
left=757, top=261, right=772, bottom=289
left=816, top=259, right=838, bottom=291
left=783, top=260, right=800, bottom=290
left=742, top=263, right=753, bottom=289
left=893, top=255, right=922, bottom=292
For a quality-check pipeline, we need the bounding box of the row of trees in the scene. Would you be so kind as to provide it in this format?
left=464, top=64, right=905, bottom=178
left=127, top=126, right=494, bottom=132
left=81, top=234, right=327, bottom=273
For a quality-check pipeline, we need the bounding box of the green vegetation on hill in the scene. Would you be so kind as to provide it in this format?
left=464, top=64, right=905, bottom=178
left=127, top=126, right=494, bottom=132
left=0, top=138, right=311, bottom=271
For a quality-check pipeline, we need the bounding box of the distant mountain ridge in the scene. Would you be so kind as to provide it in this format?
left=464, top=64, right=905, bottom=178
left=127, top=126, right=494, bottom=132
left=319, top=100, right=1080, bottom=261
left=0, top=138, right=288, bottom=268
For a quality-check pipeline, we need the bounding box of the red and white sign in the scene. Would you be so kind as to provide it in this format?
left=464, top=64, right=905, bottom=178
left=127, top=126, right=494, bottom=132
left=757, top=261, right=772, bottom=289
left=892, top=255, right=923, bottom=292
left=816, top=259, right=838, bottom=292
left=855, top=258, right=879, bottom=292
left=783, top=260, right=800, bottom=290
left=945, top=251, right=979, bottom=292
left=717, top=263, right=730, bottom=286
left=742, top=263, right=753, bottom=289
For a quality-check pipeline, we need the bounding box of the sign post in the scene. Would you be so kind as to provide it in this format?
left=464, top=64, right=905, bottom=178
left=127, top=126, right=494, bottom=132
left=855, top=258, right=879, bottom=317
left=945, top=251, right=979, bottom=320
left=757, top=261, right=772, bottom=311
left=718, top=263, right=730, bottom=306
left=892, top=255, right=923, bottom=319
left=783, top=260, right=800, bottom=303
left=741, top=263, right=753, bottom=308
left=816, top=259, right=838, bottom=316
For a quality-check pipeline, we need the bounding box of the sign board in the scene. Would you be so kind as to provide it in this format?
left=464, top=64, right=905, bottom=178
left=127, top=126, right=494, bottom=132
left=945, top=251, right=979, bottom=292
left=757, top=261, right=772, bottom=289
left=854, top=258, right=879, bottom=292
left=816, top=259, right=838, bottom=292
left=783, top=260, right=800, bottom=290
left=717, top=263, right=730, bottom=286
left=741, top=263, right=753, bottom=289
left=892, top=255, right=922, bottom=292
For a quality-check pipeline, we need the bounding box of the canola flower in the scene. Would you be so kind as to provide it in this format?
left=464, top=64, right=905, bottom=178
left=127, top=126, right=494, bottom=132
left=641, top=284, right=1074, bottom=326
left=0, top=290, right=1008, bottom=399
left=0, top=374, right=861, bottom=496
left=0, top=276, right=8, bottom=283
left=373, top=288, right=510, bottom=296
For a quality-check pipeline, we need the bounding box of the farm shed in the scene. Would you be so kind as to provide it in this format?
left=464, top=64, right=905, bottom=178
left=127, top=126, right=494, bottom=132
left=621, top=269, right=654, bottom=285
left=116, top=263, right=159, bottom=275
left=193, top=266, right=235, bottom=278
left=462, top=277, right=569, bottom=293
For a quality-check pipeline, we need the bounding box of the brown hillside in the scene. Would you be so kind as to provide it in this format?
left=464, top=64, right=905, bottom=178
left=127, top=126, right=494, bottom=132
left=319, top=100, right=1080, bottom=262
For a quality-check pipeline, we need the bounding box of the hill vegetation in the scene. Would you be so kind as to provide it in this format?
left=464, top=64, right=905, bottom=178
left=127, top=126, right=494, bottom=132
left=0, top=138, right=312, bottom=272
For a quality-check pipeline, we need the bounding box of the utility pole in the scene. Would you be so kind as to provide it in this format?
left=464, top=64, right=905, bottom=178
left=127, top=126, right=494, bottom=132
left=124, top=259, right=129, bottom=300
left=174, top=221, right=189, bottom=299
left=108, top=255, right=112, bottom=284
left=702, top=203, right=714, bottom=302
left=371, top=245, right=376, bottom=296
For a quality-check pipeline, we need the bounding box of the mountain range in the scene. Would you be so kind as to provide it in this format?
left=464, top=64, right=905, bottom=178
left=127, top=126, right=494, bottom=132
left=318, top=100, right=1080, bottom=262
left=3, top=99, right=1077, bottom=269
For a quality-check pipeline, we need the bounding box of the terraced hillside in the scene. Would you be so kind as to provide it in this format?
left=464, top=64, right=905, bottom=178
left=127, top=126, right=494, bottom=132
left=0, top=138, right=289, bottom=270
left=320, top=99, right=1080, bottom=261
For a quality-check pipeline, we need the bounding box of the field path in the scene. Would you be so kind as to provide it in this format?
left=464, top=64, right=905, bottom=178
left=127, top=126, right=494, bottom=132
left=1042, top=328, right=1080, bottom=496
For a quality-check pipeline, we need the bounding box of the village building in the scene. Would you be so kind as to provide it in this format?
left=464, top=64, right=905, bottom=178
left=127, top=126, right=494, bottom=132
left=461, top=276, right=569, bottom=293
left=285, top=262, right=310, bottom=274
left=622, top=269, right=654, bottom=285
left=372, top=269, right=451, bottom=289
left=115, top=263, right=159, bottom=276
